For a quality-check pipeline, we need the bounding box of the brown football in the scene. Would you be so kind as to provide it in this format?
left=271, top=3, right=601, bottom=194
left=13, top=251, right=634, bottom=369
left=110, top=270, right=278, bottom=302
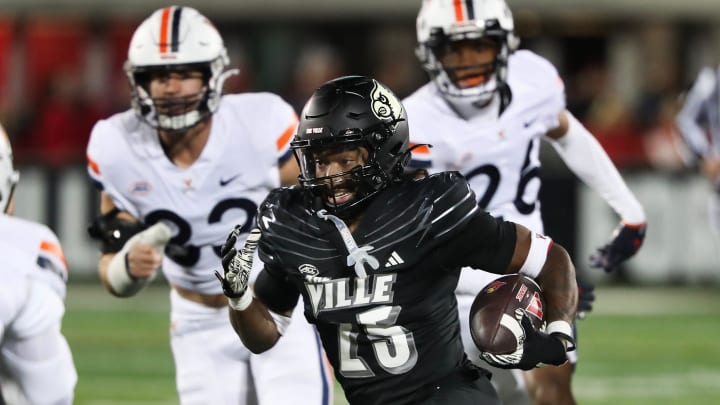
left=469, top=273, right=545, bottom=354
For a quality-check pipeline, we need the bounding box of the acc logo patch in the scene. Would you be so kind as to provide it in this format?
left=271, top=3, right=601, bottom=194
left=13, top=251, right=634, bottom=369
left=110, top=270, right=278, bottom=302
left=129, top=180, right=152, bottom=196
left=484, top=281, right=506, bottom=294
left=299, top=264, right=319, bottom=276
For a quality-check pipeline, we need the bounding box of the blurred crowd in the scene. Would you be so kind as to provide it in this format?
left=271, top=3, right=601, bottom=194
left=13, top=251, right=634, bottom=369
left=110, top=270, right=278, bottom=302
left=0, top=14, right=710, bottom=172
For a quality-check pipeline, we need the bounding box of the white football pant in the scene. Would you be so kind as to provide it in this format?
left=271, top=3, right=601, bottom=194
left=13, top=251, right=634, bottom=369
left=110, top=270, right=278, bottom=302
left=169, top=289, right=332, bottom=405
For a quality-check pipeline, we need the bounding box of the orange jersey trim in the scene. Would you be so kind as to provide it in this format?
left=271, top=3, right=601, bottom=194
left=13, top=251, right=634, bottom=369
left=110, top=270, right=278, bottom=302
left=276, top=116, right=298, bottom=152
left=87, top=154, right=100, bottom=176
left=621, top=221, right=646, bottom=229
left=40, top=240, right=68, bottom=270
left=410, top=143, right=431, bottom=155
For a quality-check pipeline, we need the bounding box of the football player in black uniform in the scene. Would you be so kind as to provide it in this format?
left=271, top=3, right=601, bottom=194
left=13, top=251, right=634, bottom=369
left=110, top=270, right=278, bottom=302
left=216, top=76, right=578, bottom=405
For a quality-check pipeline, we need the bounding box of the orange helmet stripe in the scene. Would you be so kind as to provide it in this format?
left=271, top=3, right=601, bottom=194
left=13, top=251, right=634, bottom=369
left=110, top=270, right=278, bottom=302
left=454, top=0, right=465, bottom=22
left=159, top=6, right=172, bottom=54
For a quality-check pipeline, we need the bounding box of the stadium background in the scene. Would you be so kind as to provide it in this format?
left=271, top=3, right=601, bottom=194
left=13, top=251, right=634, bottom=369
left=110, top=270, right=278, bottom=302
left=0, top=0, right=718, bottom=403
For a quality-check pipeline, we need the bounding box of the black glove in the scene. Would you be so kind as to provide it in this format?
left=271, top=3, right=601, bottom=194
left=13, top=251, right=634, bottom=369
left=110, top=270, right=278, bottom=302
left=590, top=222, right=646, bottom=273
left=480, top=310, right=568, bottom=371
left=576, top=278, right=595, bottom=320
left=214, top=225, right=255, bottom=299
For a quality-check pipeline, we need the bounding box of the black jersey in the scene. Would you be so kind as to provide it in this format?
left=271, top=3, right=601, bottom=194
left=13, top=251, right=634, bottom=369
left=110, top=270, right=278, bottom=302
left=253, top=172, right=517, bottom=405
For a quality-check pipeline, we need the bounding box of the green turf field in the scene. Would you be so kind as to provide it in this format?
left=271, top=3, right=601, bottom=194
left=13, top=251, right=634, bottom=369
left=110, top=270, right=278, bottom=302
left=63, top=283, right=720, bottom=405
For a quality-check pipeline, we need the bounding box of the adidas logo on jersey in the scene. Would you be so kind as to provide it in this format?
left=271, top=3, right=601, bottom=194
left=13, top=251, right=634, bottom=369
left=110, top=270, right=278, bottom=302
left=384, top=251, right=404, bottom=268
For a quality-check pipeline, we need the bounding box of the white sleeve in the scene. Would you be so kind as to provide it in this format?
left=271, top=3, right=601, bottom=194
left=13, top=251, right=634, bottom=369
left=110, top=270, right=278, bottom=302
left=548, top=111, right=646, bottom=224
left=267, top=95, right=299, bottom=163
left=86, top=120, right=140, bottom=218
left=675, top=67, right=716, bottom=159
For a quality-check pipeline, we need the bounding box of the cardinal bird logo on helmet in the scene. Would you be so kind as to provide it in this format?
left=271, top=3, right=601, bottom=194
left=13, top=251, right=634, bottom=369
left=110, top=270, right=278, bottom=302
left=370, top=80, right=404, bottom=123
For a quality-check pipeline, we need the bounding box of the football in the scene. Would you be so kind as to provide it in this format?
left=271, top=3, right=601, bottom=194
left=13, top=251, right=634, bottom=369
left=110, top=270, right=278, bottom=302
left=469, top=273, right=545, bottom=354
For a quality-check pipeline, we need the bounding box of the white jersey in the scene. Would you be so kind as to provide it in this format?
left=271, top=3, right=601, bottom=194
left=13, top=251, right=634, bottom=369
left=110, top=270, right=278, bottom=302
left=404, top=50, right=565, bottom=233
left=0, top=240, right=76, bottom=405
left=86, top=93, right=298, bottom=295
left=676, top=66, right=720, bottom=159
left=0, top=240, right=32, bottom=280
left=0, top=214, right=68, bottom=299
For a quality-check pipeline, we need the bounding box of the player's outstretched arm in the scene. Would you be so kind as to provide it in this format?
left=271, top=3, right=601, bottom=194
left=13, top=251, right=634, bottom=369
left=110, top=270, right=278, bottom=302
left=480, top=224, right=577, bottom=370
left=675, top=67, right=716, bottom=160
left=90, top=193, right=170, bottom=297
left=546, top=110, right=646, bottom=272
left=216, top=227, right=285, bottom=353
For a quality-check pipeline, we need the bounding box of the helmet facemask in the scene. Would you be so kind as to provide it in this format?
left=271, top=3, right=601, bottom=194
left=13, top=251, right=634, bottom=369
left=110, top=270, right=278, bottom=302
left=416, top=0, right=520, bottom=115
left=293, top=124, right=404, bottom=219
left=418, top=22, right=513, bottom=109
left=126, top=58, right=236, bottom=133
left=292, top=76, right=410, bottom=219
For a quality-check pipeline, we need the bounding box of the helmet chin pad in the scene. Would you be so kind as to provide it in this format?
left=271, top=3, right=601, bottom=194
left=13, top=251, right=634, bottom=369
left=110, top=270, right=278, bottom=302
left=157, top=110, right=204, bottom=132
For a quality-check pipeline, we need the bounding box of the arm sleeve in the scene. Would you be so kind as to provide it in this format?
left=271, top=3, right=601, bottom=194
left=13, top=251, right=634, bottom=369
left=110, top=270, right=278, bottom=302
left=253, top=266, right=300, bottom=314
left=268, top=95, right=299, bottom=165
left=548, top=111, right=646, bottom=224
left=37, top=228, right=68, bottom=280
left=434, top=211, right=517, bottom=275
left=510, top=50, right=567, bottom=133
left=676, top=67, right=716, bottom=159
left=86, top=120, right=140, bottom=218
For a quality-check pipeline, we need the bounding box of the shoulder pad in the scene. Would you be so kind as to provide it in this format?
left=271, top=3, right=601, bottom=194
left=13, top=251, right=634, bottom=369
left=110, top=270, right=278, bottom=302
left=423, top=172, right=479, bottom=240
left=357, top=172, right=479, bottom=249
left=256, top=187, right=343, bottom=268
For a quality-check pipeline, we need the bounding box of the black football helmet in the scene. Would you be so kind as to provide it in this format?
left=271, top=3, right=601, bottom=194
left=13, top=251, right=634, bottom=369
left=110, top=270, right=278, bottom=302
left=291, top=75, right=410, bottom=219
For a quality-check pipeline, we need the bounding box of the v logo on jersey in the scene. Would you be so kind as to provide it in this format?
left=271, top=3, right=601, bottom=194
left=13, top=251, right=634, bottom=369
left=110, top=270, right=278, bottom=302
left=384, top=251, right=404, bottom=268
left=219, top=174, right=241, bottom=187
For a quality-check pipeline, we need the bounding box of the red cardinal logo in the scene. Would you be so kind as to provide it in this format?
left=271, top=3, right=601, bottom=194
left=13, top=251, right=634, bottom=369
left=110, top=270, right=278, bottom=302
left=485, top=281, right=506, bottom=294
left=525, top=292, right=544, bottom=320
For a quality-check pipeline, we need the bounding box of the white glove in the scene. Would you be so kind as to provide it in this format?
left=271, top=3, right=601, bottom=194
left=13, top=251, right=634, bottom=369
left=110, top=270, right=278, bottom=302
left=106, top=222, right=172, bottom=297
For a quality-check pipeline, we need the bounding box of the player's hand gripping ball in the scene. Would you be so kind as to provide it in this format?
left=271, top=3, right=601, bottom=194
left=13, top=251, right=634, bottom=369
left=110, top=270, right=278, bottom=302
left=469, top=274, right=545, bottom=355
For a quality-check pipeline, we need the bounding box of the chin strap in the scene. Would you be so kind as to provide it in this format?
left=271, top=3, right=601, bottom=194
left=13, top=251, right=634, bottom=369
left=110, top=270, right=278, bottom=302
left=497, top=82, right=513, bottom=116
left=316, top=209, right=378, bottom=278
left=207, top=68, right=240, bottom=112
